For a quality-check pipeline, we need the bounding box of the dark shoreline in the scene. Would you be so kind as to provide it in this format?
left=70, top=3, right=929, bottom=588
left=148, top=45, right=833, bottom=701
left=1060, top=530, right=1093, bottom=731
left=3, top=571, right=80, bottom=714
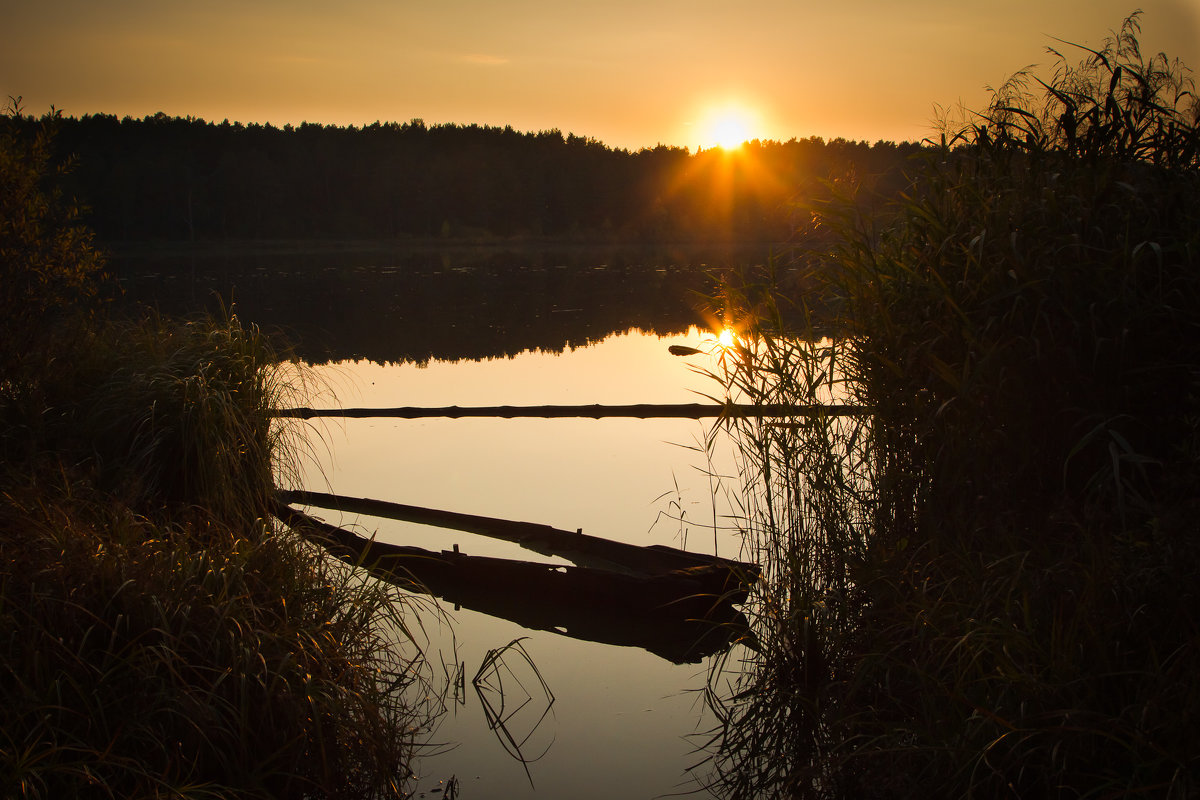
left=102, top=236, right=790, bottom=261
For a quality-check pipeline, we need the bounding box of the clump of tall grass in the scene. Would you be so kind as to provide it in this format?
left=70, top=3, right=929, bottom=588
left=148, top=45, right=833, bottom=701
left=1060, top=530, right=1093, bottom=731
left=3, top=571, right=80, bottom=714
left=0, top=314, right=436, bottom=798
left=701, top=14, right=1200, bottom=798
left=1, top=487, right=432, bottom=799
left=694, top=266, right=877, bottom=799
left=36, top=312, right=306, bottom=527
left=3, top=100, right=438, bottom=797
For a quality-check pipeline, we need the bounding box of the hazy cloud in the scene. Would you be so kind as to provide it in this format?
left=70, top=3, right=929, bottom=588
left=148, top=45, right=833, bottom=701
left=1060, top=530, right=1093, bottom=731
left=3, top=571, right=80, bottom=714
left=459, top=53, right=511, bottom=66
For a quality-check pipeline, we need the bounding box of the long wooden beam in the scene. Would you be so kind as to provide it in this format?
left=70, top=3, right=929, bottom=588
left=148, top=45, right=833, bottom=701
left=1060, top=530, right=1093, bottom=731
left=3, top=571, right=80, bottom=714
left=277, top=489, right=759, bottom=584
left=272, top=402, right=867, bottom=420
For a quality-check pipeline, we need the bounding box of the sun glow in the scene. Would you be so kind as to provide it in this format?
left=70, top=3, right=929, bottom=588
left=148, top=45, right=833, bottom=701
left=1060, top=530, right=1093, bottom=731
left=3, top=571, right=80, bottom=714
left=712, top=116, right=750, bottom=149
left=699, top=104, right=761, bottom=150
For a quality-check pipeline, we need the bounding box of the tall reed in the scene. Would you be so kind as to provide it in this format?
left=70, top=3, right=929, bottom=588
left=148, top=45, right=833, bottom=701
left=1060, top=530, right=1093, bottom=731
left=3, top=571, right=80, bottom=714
left=0, top=314, right=437, bottom=798
left=701, top=14, right=1200, bottom=798
left=694, top=267, right=875, bottom=798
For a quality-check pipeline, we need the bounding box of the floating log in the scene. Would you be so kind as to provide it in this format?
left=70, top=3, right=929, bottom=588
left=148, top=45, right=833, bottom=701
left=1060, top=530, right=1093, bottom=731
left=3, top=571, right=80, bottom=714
left=277, top=489, right=760, bottom=591
left=271, top=402, right=868, bottom=420
left=272, top=499, right=750, bottom=664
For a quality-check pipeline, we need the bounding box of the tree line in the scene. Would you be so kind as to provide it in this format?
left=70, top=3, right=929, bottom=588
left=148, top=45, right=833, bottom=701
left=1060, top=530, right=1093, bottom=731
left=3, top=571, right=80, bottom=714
left=35, top=113, right=920, bottom=244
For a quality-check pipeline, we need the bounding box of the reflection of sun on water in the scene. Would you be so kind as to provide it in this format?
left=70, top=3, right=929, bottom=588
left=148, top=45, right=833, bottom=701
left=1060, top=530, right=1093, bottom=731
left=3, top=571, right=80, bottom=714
left=698, top=326, right=739, bottom=351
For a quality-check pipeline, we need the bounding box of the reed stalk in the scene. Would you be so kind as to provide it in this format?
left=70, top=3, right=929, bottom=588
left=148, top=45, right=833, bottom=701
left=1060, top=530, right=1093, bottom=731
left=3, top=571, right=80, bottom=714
left=700, top=14, right=1200, bottom=798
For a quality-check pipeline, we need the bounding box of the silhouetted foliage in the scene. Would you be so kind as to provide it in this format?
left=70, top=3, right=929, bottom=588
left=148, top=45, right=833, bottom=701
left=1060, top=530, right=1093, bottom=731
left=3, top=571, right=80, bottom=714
left=37, top=114, right=920, bottom=245
left=703, top=14, right=1200, bottom=798
left=0, top=99, right=106, bottom=380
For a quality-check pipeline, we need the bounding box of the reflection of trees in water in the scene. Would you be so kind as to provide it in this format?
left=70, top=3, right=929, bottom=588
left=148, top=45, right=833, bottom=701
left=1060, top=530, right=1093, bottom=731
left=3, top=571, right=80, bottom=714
left=110, top=246, right=768, bottom=363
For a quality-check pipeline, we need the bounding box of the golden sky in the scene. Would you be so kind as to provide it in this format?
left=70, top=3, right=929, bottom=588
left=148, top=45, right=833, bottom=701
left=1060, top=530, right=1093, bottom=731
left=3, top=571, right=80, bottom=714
left=4, top=1, right=1198, bottom=151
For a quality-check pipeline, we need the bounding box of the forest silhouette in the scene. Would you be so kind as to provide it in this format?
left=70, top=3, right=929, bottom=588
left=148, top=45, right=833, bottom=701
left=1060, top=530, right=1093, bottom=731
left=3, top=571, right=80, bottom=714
left=41, top=114, right=920, bottom=245
left=28, top=113, right=924, bottom=362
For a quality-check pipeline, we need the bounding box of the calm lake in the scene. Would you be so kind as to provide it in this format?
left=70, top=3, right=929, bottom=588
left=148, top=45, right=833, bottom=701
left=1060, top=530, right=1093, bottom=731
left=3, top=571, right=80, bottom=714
left=113, top=246, right=767, bottom=798
left=296, top=329, right=748, bottom=798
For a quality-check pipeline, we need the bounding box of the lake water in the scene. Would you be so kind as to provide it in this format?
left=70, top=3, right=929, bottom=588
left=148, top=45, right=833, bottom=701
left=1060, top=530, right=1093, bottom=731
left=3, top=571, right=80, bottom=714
left=113, top=248, right=772, bottom=798
left=287, top=326, right=749, bottom=799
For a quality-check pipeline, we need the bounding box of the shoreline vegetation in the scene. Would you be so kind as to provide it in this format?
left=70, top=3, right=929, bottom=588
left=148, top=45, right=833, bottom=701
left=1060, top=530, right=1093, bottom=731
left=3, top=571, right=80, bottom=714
left=701, top=14, right=1200, bottom=798
left=103, top=236, right=793, bottom=259
left=29, top=110, right=918, bottom=247
left=0, top=316, right=440, bottom=799
left=1, top=105, right=437, bottom=797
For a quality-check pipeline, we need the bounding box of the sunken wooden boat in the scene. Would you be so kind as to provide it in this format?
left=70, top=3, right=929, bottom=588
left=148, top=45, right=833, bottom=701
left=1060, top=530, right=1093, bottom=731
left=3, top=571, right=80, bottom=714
left=272, top=492, right=761, bottom=663
left=277, top=489, right=761, bottom=598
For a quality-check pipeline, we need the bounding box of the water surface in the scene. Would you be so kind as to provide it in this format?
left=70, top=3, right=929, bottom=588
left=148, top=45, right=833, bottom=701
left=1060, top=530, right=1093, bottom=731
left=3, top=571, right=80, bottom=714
left=290, top=327, right=747, bottom=798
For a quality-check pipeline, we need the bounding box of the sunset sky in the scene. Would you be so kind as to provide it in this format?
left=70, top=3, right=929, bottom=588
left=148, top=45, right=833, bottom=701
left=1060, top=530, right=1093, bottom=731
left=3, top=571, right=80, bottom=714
left=5, top=1, right=1198, bottom=151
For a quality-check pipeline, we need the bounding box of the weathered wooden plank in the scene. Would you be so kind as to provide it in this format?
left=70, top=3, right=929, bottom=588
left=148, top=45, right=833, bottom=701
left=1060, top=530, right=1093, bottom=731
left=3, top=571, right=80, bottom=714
left=271, top=402, right=867, bottom=420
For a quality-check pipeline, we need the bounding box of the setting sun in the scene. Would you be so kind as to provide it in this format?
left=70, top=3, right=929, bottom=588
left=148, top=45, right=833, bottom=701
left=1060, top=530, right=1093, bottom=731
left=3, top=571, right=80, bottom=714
left=712, top=115, right=750, bottom=149
left=700, top=104, right=760, bottom=150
